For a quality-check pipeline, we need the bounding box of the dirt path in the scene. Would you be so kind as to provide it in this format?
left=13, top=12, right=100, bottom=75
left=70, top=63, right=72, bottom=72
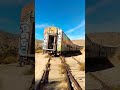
left=65, top=56, right=85, bottom=90
left=35, top=53, right=85, bottom=90
left=44, top=57, right=66, bottom=90
left=35, top=53, right=49, bottom=85
left=0, top=63, right=33, bottom=90
left=86, top=64, right=120, bottom=90
left=35, top=53, right=67, bottom=90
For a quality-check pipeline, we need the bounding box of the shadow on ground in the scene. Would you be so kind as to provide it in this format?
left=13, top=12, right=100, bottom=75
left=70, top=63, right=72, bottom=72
left=44, top=81, right=62, bottom=90
left=86, top=57, right=114, bottom=72
left=53, top=51, right=82, bottom=57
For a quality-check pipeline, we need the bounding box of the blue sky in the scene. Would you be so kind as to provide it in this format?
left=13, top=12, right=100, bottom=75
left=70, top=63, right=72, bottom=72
left=35, top=0, right=85, bottom=40
left=0, top=0, right=32, bottom=34
left=1, top=0, right=120, bottom=35
left=86, top=0, right=120, bottom=33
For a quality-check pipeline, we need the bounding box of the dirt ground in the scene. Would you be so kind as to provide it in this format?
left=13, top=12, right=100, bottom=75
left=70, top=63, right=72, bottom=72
left=35, top=51, right=85, bottom=90
left=65, top=49, right=85, bottom=90
left=109, top=47, right=120, bottom=66
left=35, top=53, right=49, bottom=85
left=86, top=47, right=120, bottom=90
left=86, top=65, right=120, bottom=90
left=0, top=63, right=33, bottom=90
left=44, top=57, right=67, bottom=90
left=35, top=53, right=66, bottom=90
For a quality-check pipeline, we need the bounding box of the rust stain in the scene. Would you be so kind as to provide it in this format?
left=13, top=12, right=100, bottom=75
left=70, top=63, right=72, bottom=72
left=44, top=27, right=57, bottom=34
left=21, top=2, right=34, bottom=18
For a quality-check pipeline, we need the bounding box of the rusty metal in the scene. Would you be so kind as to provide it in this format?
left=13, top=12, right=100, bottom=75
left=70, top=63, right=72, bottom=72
left=35, top=58, right=51, bottom=90
left=43, top=26, right=81, bottom=55
left=61, top=56, right=82, bottom=90
left=61, top=57, right=73, bottom=90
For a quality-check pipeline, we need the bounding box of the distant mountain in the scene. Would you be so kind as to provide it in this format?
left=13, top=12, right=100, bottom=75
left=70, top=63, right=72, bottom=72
left=35, top=39, right=43, bottom=50
left=72, top=40, right=85, bottom=46
left=87, top=32, right=120, bottom=46
left=0, top=30, right=19, bottom=55
left=35, top=39, right=85, bottom=50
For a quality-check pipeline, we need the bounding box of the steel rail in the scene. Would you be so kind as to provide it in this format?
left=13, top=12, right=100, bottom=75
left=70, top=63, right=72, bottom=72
left=35, top=57, right=51, bottom=90
left=61, top=56, right=82, bottom=90
left=72, top=56, right=82, bottom=65
left=61, top=56, right=73, bottom=90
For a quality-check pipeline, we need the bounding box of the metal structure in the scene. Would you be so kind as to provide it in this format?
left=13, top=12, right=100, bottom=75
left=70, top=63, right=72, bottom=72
left=19, top=2, right=35, bottom=65
left=36, top=56, right=82, bottom=90
left=35, top=58, right=51, bottom=90
left=61, top=56, right=82, bottom=90
left=43, top=26, right=81, bottom=55
left=86, top=34, right=118, bottom=58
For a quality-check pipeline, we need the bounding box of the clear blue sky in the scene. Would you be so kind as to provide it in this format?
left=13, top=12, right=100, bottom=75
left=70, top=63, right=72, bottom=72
left=86, top=0, right=120, bottom=33
left=35, top=0, right=85, bottom=40
left=0, top=0, right=32, bottom=34
left=1, top=0, right=120, bottom=35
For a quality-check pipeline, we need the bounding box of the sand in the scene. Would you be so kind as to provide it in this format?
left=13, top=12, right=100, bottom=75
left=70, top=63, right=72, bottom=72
left=65, top=54, right=85, bottom=90
left=0, top=63, right=33, bottom=90
left=35, top=53, right=49, bottom=85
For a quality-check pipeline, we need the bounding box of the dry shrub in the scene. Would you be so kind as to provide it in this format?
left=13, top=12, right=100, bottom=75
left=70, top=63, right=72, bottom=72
left=2, top=56, right=17, bottom=64
left=79, top=62, right=85, bottom=71
left=59, top=56, right=62, bottom=60
left=58, top=64, right=71, bottom=90
left=62, top=71, right=72, bottom=90
left=56, top=81, right=67, bottom=90
left=45, top=55, right=50, bottom=58
left=35, top=49, right=42, bottom=53
left=58, top=65, right=68, bottom=90
left=59, top=65, right=66, bottom=74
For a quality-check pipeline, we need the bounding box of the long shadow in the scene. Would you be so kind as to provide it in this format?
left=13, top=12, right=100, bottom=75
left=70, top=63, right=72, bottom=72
left=64, top=51, right=82, bottom=57
left=55, top=51, right=82, bottom=57
left=44, top=81, right=61, bottom=90
left=86, top=57, right=114, bottom=72
left=49, top=81, right=61, bottom=84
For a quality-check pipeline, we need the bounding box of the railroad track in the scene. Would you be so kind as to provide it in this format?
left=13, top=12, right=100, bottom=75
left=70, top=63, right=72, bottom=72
left=72, top=56, right=82, bottom=65
left=35, top=55, right=83, bottom=90
left=35, top=57, right=51, bottom=90
left=60, top=56, right=82, bottom=90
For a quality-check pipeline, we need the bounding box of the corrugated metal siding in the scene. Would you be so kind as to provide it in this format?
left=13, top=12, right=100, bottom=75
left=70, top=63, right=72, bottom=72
left=61, top=32, right=72, bottom=51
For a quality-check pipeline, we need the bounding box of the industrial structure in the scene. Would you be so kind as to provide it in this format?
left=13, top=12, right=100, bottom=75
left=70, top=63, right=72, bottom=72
left=43, top=26, right=81, bottom=55
left=19, top=2, right=34, bottom=65
left=86, top=34, right=118, bottom=58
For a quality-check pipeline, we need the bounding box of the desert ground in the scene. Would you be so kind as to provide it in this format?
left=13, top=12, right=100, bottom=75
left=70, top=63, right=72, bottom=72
left=35, top=39, right=85, bottom=90
left=35, top=51, right=85, bottom=90
left=89, top=47, right=120, bottom=90
left=86, top=33, right=120, bottom=90
left=35, top=53, right=49, bottom=85
left=0, top=63, right=33, bottom=90
left=0, top=31, right=34, bottom=90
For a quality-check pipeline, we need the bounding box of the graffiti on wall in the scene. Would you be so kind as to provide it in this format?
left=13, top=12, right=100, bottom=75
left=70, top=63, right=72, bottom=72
left=19, top=11, right=32, bottom=55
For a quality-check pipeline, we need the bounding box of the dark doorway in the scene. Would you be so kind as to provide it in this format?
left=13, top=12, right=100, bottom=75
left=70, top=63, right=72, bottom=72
left=48, top=35, right=54, bottom=49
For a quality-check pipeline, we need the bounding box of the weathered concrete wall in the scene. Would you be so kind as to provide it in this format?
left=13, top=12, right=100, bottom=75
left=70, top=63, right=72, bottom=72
left=86, top=35, right=118, bottom=58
